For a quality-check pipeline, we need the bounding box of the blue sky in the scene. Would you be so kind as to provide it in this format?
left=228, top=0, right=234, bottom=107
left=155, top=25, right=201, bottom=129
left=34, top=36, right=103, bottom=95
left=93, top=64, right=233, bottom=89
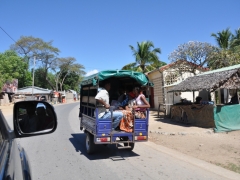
left=1, top=0, right=239, bottom=76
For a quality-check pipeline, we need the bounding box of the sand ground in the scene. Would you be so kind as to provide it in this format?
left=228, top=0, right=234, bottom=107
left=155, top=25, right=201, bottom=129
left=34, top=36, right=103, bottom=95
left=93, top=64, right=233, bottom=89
left=148, top=111, right=240, bottom=174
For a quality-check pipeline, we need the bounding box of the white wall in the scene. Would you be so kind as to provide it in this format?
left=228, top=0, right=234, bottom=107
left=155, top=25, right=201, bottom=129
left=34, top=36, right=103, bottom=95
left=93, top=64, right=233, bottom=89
left=164, top=86, right=199, bottom=115
left=0, top=94, right=9, bottom=105
left=154, top=96, right=159, bottom=110
left=147, top=62, right=208, bottom=111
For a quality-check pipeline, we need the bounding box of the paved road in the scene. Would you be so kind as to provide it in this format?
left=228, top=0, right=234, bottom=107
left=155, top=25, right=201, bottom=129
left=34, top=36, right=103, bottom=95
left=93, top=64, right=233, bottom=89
left=5, top=102, right=240, bottom=179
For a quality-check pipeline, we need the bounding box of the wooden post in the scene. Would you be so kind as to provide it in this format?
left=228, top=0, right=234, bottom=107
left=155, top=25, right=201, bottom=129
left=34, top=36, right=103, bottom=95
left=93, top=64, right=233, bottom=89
left=193, top=91, right=195, bottom=103
left=172, top=92, right=174, bottom=104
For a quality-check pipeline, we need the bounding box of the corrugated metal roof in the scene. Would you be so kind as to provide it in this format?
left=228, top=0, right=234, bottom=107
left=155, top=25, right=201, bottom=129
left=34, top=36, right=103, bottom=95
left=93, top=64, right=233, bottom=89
left=197, top=64, right=240, bottom=76
left=16, top=86, right=52, bottom=94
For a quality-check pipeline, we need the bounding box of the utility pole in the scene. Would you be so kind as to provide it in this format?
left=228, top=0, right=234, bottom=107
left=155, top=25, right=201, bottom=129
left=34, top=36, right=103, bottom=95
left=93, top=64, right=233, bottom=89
left=32, top=56, right=36, bottom=98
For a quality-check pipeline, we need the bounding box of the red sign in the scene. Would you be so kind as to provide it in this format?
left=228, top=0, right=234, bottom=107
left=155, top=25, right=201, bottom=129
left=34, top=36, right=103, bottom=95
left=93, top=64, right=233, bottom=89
left=54, top=92, right=59, bottom=97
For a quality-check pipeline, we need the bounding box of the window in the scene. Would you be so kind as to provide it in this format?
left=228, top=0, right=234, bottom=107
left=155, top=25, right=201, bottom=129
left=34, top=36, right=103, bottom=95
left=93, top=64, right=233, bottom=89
left=178, top=65, right=192, bottom=73
left=164, top=72, right=179, bottom=85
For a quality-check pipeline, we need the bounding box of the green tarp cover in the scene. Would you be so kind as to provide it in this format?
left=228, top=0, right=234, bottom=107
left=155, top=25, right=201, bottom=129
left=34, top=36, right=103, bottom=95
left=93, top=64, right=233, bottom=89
left=81, top=70, right=153, bottom=86
left=214, top=104, right=240, bottom=132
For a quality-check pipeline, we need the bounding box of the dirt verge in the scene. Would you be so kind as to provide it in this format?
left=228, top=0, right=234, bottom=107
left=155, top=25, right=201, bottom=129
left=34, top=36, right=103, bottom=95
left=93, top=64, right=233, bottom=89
left=148, top=111, right=240, bottom=174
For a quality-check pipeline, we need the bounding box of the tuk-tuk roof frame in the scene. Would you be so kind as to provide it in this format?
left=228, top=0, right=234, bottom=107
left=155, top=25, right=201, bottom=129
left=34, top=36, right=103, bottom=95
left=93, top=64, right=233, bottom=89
left=80, top=70, right=153, bottom=87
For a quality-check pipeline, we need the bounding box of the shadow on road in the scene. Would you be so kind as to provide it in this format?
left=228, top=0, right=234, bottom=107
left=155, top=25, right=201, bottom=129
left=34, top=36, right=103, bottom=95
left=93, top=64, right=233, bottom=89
left=69, top=133, right=140, bottom=160
left=151, top=113, right=194, bottom=128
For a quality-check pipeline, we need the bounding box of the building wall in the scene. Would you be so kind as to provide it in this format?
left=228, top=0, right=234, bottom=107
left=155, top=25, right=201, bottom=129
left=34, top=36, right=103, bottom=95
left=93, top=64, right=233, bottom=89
left=65, top=92, right=75, bottom=102
left=147, top=63, right=207, bottom=113
left=147, top=70, right=164, bottom=109
left=162, top=68, right=201, bottom=86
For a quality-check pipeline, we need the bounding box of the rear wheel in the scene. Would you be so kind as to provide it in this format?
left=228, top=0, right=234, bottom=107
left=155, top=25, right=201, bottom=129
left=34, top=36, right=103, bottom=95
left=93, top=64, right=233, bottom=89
left=120, top=137, right=134, bottom=151
left=124, top=142, right=135, bottom=151
left=86, top=132, right=95, bottom=154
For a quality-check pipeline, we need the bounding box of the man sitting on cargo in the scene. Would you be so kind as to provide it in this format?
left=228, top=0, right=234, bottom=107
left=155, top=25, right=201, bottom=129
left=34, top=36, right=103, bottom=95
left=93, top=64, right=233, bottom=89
left=95, top=80, right=123, bottom=130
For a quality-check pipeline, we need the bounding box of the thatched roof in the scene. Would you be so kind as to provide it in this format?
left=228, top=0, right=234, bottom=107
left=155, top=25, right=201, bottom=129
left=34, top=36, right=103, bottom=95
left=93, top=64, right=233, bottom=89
left=169, top=64, right=240, bottom=92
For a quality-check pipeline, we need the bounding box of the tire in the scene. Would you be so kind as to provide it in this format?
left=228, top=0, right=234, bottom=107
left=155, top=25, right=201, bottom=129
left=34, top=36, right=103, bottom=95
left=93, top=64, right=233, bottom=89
left=86, top=132, right=95, bottom=154
left=124, top=142, right=135, bottom=151
left=120, top=137, right=134, bottom=151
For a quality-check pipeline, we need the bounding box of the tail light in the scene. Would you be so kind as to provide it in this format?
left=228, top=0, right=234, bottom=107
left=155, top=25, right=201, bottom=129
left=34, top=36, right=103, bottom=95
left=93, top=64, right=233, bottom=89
left=96, top=137, right=110, bottom=142
left=135, top=136, right=147, bottom=141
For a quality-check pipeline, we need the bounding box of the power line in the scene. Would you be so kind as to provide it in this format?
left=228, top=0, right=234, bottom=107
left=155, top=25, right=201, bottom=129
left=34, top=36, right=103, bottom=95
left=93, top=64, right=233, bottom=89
left=0, top=26, right=18, bottom=44
left=0, top=26, right=26, bottom=54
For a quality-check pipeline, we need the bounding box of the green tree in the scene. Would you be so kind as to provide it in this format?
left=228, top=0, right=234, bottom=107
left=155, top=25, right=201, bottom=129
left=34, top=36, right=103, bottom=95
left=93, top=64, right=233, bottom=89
left=18, top=71, right=32, bottom=88
left=62, top=71, right=82, bottom=93
left=207, top=49, right=240, bottom=69
left=122, top=41, right=164, bottom=73
left=10, top=36, right=44, bottom=67
left=209, top=28, right=240, bottom=69
left=54, top=57, right=85, bottom=91
left=231, top=28, right=240, bottom=52
left=11, top=36, right=60, bottom=89
left=34, top=68, right=55, bottom=89
left=211, top=28, right=234, bottom=50
left=0, top=50, right=32, bottom=90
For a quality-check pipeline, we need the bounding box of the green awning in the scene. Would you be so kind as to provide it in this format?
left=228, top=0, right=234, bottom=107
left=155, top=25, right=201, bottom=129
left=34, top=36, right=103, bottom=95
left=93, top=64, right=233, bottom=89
left=81, top=70, right=153, bottom=86
left=214, top=104, right=240, bottom=132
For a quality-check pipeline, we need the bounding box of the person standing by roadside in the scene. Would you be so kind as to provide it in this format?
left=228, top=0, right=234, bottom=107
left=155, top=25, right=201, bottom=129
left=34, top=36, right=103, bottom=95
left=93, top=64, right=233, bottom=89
left=194, top=96, right=202, bottom=104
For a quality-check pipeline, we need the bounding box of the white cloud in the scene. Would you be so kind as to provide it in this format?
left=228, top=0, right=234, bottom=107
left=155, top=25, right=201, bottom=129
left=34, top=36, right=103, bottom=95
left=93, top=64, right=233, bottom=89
left=85, top=69, right=98, bottom=77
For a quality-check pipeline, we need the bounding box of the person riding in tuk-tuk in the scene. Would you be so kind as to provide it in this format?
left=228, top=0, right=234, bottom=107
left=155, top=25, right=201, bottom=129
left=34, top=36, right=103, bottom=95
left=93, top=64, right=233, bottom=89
left=95, top=80, right=123, bottom=130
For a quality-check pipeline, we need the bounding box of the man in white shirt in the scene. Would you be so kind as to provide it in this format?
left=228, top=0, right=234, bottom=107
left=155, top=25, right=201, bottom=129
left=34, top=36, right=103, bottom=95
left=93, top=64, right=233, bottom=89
left=95, top=80, right=123, bottom=130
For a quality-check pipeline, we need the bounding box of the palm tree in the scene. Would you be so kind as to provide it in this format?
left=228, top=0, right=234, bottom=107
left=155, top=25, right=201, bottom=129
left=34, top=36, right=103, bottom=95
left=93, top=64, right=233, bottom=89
left=209, top=28, right=240, bottom=69
left=211, top=28, right=234, bottom=49
left=231, top=28, right=240, bottom=52
left=122, top=41, right=165, bottom=73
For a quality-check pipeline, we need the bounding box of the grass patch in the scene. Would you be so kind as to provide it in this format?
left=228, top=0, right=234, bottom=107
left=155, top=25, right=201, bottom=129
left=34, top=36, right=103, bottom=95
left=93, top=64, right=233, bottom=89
left=215, top=163, right=240, bottom=174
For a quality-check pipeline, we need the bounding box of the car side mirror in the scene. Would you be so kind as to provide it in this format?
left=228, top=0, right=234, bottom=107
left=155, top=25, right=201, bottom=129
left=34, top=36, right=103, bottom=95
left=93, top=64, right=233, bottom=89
left=13, top=101, right=57, bottom=138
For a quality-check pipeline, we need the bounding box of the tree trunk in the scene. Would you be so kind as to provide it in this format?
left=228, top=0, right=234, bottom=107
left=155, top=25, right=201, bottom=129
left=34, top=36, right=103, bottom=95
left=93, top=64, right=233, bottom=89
left=45, top=77, right=55, bottom=90
left=60, top=73, right=69, bottom=91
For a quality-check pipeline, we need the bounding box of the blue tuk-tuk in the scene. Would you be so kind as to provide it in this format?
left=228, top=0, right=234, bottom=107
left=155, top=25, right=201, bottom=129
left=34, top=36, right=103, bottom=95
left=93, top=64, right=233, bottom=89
left=79, top=70, right=153, bottom=154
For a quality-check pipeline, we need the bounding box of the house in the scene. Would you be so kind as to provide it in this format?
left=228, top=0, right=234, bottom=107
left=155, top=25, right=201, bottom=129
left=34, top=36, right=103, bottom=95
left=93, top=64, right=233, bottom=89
left=0, top=79, right=18, bottom=105
left=146, top=60, right=209, bottom=115
left=58, top=89, right=78, bottom=103
left=14, top=86, right=52, bottom=102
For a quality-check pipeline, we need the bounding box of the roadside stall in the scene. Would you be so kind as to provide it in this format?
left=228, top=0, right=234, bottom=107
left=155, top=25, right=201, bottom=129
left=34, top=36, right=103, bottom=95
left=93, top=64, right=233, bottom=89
left=168, top=64, right=240, bottom=132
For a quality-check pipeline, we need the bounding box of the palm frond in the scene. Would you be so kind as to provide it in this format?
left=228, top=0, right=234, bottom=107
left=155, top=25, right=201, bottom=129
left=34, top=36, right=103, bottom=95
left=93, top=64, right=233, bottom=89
left=121, top=62, right=137, bottom=70
left=211, top=28, right=233, bottom=49
left=127, top=40, right=161, bottom=72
